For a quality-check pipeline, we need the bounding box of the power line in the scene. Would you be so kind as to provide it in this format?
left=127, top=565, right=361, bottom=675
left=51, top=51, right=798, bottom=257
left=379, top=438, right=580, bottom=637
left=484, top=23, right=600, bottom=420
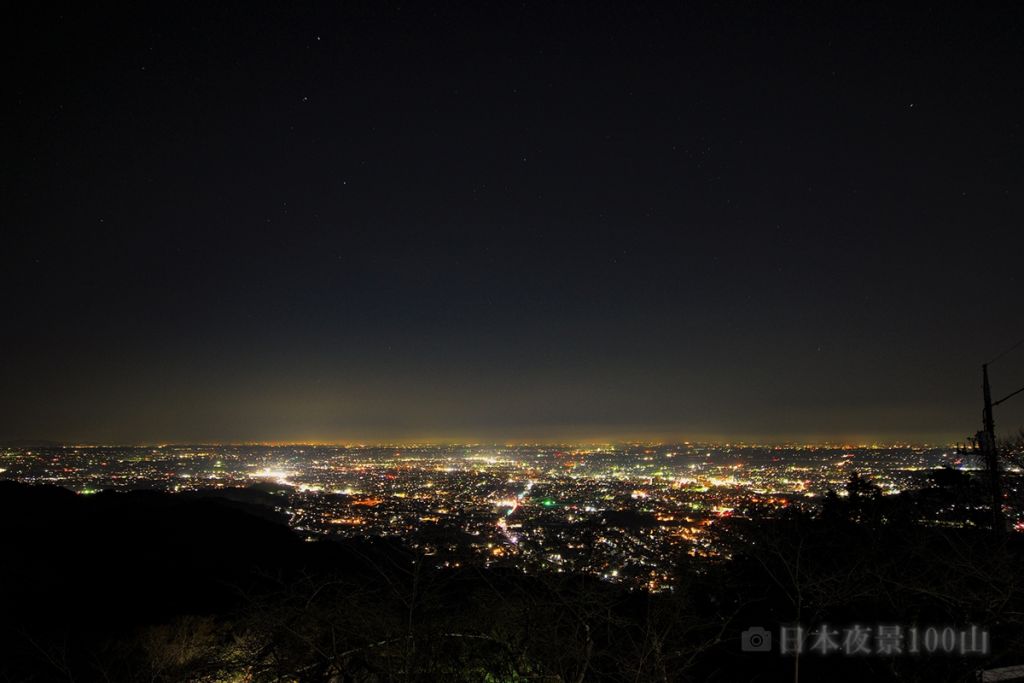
left=987, top=336, right=1024, bottom=365
left=993, top=384, right=1024, bottom=407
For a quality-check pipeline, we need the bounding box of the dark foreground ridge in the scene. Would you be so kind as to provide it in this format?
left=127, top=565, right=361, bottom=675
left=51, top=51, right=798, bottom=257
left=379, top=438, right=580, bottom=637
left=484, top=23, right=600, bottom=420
left=2, top=479, right=1024, bottom=681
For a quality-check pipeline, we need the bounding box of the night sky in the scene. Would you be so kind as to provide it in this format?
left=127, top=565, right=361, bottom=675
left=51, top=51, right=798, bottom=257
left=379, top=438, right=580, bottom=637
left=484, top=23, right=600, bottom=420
left=5, top=2, right=1024, bottom=445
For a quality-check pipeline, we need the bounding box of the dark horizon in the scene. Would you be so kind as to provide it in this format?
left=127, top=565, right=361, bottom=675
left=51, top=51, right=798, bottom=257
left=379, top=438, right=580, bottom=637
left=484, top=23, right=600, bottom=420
left=5, top=2, right=1024, bottom=445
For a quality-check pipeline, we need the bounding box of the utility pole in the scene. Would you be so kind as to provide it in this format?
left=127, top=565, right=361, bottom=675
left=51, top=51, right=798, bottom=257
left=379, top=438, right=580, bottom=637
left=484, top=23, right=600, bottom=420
left=972, top=338, right=1024, bottom=535
left=980, top=364, right=1005, bottom=534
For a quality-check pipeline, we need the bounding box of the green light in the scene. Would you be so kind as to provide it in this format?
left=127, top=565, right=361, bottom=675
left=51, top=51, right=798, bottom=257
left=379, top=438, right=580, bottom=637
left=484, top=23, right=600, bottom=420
left=542, top=498, right=556, bottom=507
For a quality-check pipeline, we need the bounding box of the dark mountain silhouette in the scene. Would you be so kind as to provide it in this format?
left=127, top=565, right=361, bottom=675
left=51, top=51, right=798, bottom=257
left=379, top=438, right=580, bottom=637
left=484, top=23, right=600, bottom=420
left=0, top=481, right=381, bottom=679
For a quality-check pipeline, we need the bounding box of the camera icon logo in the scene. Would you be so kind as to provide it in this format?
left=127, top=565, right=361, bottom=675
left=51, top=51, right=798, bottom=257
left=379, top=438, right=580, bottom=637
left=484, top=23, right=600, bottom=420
left=741, top=626, right=773, bottom=652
